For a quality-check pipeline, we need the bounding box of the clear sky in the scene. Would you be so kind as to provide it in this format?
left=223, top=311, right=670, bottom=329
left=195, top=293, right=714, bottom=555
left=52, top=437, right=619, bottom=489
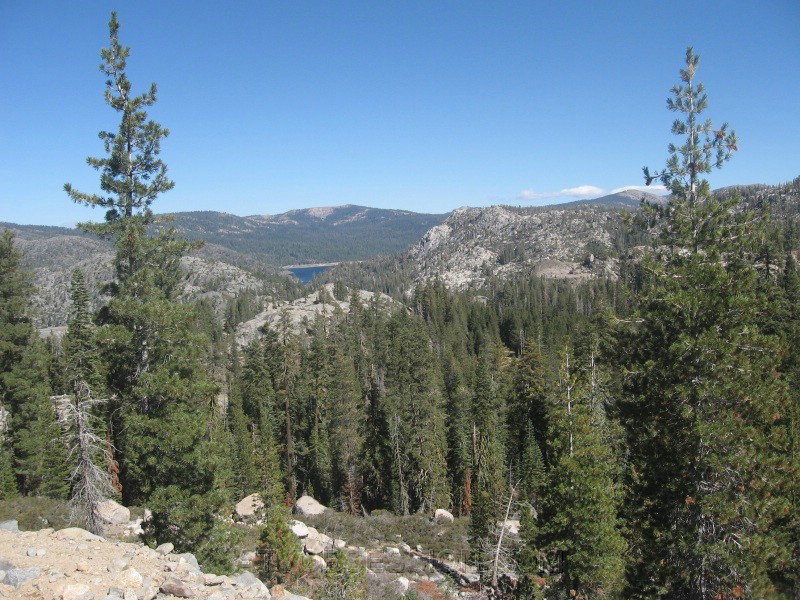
left=1, top=1, right=798, bottom=226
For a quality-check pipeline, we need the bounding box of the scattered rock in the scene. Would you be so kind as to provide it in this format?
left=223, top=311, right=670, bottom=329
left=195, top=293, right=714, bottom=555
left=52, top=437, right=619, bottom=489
left=433, top=508, right=454, bottom=523
left=5, top=566, right=42, bottom=588
left=333, top=538, right=346, bottom=550
left=49, top=569, right=65, bottom=583
left=235, top=493, right=264, bottom=519
left=238, top=551, right=257, bottom=566
left=289, top=520, right=309, bottom=538
left=62, top=583, right=94, bottom=600
left=392, top=576, right=411, bottom=594
left=400, top=542, right=412, bottom=553
left=97, top=499, right=131, bottom=525
left=294, top=495, right=327, bottom=516
left=305, top=529, right=332, bottom=551
left=234, top=571, right=271, bottom=597
left=160, top=577, right=194, bottom=597
left=203, top=573, right=225, bottom=586
left=156, top=542, right=174, bottom=555
left=303, top=538, right=324, bottom=555
left=311, top=555, right=327, bottom=570
left=385, top=546, right=400, bottom=555
left=106, top=557, right=129, bottom=574
left=175, top=552, right=199, bottom=569
left=27, top=547, right=37, bottom=557
left=118, top=567, right=143, bottom=588
left=0, top=520, right=19, bottom=533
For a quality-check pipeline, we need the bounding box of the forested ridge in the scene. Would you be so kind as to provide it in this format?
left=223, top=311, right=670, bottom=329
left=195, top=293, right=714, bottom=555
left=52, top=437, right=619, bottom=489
left=1, top=15, right=798, bottom=600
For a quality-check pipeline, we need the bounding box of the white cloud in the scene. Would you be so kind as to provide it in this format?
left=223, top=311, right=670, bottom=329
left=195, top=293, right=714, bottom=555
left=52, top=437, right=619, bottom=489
left=611, top=184, right=668, bottom=195
left=518, top=184, right=606, bottom=201
left=518, top=183, right=669, bottom=203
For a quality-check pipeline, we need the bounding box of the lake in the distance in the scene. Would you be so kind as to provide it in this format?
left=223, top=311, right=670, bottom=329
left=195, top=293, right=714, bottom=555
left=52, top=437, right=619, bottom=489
left=286, top=264, right=335, bottom=284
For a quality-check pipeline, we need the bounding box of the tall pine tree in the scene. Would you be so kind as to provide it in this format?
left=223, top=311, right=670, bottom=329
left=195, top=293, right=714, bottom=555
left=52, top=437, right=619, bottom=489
left=624, top=47, right=793, bottom=597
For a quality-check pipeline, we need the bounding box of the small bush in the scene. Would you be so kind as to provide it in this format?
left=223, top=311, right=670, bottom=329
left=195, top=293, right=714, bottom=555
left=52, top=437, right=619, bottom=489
left=0, top=496, right=71, bottom=531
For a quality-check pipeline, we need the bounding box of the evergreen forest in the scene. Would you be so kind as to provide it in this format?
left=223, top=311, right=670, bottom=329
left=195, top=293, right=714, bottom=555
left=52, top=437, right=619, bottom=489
left=0, top=14, right=798, bottom=600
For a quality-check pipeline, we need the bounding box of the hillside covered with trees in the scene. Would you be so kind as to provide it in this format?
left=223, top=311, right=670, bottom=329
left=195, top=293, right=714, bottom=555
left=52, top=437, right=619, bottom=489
left=1, top=14, right=798, bottom=600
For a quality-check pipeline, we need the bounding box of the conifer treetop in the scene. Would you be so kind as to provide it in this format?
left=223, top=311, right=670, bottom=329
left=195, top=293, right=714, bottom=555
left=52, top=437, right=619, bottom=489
left=64, top=11, right=174, bottom=234
left=643, top=47, right=738, bottom=202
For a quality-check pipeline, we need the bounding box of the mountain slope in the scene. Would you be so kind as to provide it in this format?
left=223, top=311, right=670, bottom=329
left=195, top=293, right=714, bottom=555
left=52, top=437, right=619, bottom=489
left=169, top=205, right=448, bottom=265
left=404, top=200, right=636, bottom=290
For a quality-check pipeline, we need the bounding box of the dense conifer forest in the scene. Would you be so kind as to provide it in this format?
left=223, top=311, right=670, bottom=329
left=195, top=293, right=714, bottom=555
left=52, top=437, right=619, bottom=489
left=1, top=14, right=798, bottom=600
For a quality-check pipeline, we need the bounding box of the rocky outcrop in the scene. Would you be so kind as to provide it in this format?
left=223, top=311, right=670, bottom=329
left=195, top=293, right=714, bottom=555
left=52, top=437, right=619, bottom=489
left=235, top=285, right=396, bottom=345
left=405, top=201, right=634, bottom=289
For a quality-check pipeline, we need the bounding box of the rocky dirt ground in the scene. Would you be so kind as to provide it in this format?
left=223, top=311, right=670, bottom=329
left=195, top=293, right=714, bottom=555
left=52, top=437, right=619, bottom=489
left=0, top=521, right=305, bottom=600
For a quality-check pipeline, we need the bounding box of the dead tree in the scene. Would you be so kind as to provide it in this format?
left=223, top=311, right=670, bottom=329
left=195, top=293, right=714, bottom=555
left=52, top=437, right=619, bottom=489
left=64, top=380, right=114, bottom=535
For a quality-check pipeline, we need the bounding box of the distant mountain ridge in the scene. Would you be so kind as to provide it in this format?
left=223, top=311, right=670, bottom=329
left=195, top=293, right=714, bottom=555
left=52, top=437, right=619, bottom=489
left=168, top=205, right=448, bottom=266
left=5, top=178, right=797, bottom=325
left=323, top=179, right=800, bottom=292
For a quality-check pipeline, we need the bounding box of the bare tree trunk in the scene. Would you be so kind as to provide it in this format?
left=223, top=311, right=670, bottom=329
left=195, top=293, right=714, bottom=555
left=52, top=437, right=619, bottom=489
left=491, top=482, right=518, bottom=588
left=65, top=381, right=114, bottom=535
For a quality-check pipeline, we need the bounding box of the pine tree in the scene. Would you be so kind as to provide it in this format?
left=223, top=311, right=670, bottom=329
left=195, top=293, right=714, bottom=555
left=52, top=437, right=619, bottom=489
left=63, top=268, right=114, bottom=533
left=469, top=351, right=508, bottom=573
left=328, top=344, right=365, bottom=513
left=323, top=549, right=367, bottom=600
left=7, top=337, right=70, bottom=499
left=0, top=230, right=30, bottom=500
left=256, top=506, right=310, bottom=586
left=0, top=434, right=16, bottom=500
left=64, top=11, right=175, bottom=282
left=0, top=231, right=34, bottom=404
left=381, top=311, right=449, bottom=514
left=535, top=341, right=626, bottom=597
left=509, top=341, right=548, bottom=505
left=65, top=12, right=231, bottom=570
left=623, top=47, right=793, bottom=597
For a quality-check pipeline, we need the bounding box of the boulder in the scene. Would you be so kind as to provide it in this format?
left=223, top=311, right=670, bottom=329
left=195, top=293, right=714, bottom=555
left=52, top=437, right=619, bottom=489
left=433, top=508, right=454, bottom=523
left=289, top=520, right=309, bottom=538
left=392, top=576, right=411, bottom=594
left=235, top=493, right=264, bottom=519
left=294, top=495, right=327, bottom=516
left=306, top=529, right=332, bottom=550
left=61, top=583, right=94, bottom=600
left=159, top=578, right=194, bottom=598
left=234, top=572, right=270, bottom=597
left=97, top=499, right=130, bottom=525
left=4, top=566, right=42, bottom=588
left=118, top=567, right=143, bottom=588
left=311, top=555, right=327, bottom=570
left=0, top=520, right=19, bottom=533
left=175, top=553, right=200, bottom=569
left=303, top=538, right=325, bottom=555
left=156, top=542, right=174, bottom=555
left=499, top=519, right=520, bottom=535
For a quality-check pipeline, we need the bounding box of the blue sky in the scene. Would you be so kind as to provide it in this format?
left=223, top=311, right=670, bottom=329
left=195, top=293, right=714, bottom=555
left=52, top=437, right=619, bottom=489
left=1, top=1, right=798, bottom=226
